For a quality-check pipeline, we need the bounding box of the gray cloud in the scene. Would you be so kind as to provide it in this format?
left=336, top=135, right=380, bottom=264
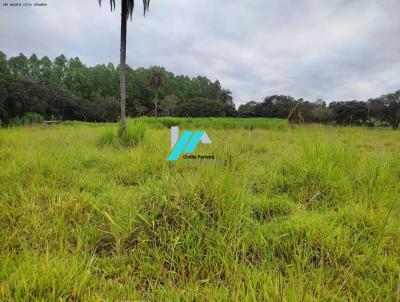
left=1, top=0, right=399, bottom=105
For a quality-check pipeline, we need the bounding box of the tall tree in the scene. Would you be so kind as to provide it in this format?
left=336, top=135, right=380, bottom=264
left=98, top=0, right=150, bottom=134
left=28, top=54, right=41, bottom=82
left=52, top=55, right=68, bottom=85
left=8, top=53, right=30, bottom=79
left=218, top=89, right=234, bottom=106
left=161, top=94, right=180, bottom=116
left=39, top=56, right=53, bottom=83
left=0, top=51, right=8, bottom=74
left=383, top=91, right=400, bottom=130
left=146, top=67, right=167, bottom=117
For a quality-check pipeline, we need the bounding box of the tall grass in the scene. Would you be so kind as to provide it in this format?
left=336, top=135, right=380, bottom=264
left=97, top=119, right=148, bottom=148
left=62, top=117, right=288, bottom=130
left=133, top=117, right=288, bottom=130
left=0, top=120, right=399, bottom=301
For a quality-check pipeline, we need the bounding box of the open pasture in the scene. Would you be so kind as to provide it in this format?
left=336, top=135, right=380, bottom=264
left=0, top=118, right=399, bottom=301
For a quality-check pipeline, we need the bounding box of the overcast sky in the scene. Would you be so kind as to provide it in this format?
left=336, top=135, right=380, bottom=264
left=0, top=0, right=399, bottom=105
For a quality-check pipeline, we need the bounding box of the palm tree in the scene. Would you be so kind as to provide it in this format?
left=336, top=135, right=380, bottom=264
left=98, top=0, right=150, bottom=134
left=218, top=89, right=234, bottom=106
left=145, top=68, right=167, bottom=117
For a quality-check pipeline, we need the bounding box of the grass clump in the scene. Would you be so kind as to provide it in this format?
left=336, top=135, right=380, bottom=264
left=0, top=253, right=93, bottom=301
left=120, top=120, right=147, bottom=147
left=97, top=126, right=116, bottom=146
left=252, top=197, right=294, bottom=222
left=97, top=120, right=147, bottom=148
left=7, top=112, right=44, bottom=127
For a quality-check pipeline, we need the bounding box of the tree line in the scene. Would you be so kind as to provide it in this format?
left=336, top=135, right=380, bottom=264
left=0, top=51, right=399, bottom=129
left=238, top=93, right=400, bottom=129
left=0, top=51, right=236, bottom=125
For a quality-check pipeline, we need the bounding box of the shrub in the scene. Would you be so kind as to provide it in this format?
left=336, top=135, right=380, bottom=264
left=8, top=117, right=23, bottom=127
left=22, top=112, right=44, bottom=125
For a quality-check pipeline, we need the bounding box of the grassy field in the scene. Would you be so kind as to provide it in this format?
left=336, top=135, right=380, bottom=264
left=0, top=118, right=399, bottom=301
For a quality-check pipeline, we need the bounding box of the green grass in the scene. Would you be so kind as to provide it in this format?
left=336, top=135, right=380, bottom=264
left=0, top=118, right=399, bottom=301
left=97, top=120, right=148, bottom=148
left=138, top=117, right=288, bottom=130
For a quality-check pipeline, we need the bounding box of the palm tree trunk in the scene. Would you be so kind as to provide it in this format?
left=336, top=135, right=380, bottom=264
left=119, top=0, right=127, bottom=135
left=155, top=92, right=158, bottom=117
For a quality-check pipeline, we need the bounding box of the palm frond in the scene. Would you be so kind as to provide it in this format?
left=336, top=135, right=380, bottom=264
left=98, top=0, right=116, bottom=11
left=98, top=0, right=150, bottom=17
left=127, top=0, right=134, bottom=19
left=145, top=69, right=167, bottom=93
left=143, top=0, right=150, bottom=16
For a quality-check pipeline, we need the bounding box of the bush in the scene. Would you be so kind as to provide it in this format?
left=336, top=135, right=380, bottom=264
left=8, top=117, right=23, bottom=127
left=22, top=112, right=44, bottom=125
